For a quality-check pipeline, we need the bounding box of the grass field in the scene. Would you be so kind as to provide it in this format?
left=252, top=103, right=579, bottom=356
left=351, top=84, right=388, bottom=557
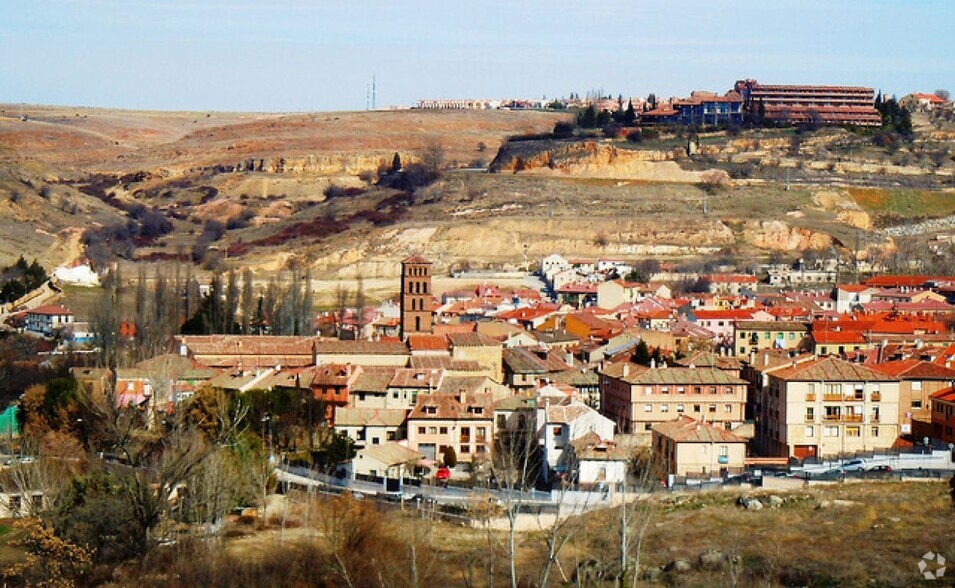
left=847, top=187, right=955, bottom=220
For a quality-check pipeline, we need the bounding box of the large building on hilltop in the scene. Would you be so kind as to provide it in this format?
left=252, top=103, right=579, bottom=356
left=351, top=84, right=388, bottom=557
left=734, top=79, right=882, bottom=126
left=400, top=256, right=433, bottom=339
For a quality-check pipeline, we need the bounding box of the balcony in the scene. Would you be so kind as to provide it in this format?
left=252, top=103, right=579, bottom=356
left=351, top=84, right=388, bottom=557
left=804, top=416, right=815, bottom=423
left=870, top=415, right=880, bottom=423
left=823, top=394, right=843, bottom=402
left=871, top=392, right=881, bottom=402
left=844, top=395, right=864, bottom=402
left=844, top=414, right=863, bottom=423
left=824, top=415, right=842, bottom=422
left=805, top=393, right=816, bottom=402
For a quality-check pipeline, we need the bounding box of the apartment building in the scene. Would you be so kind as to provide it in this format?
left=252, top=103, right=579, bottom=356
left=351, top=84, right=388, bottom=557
left=759, top=357, right=899, bottom=459
left=734, top=79, right=881, bottom=126
left=406, top=391, right=493, bottom=463
left=599, top=364, right=748, bottom=445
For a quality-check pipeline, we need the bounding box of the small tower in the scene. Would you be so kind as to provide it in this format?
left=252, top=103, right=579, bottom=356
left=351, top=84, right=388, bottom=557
left=401, top=256, right=433, bottom=339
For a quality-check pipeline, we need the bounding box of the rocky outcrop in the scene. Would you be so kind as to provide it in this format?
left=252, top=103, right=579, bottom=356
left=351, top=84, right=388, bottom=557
left=738, top=220, right=835, bottom=251
left=202, top=151, right=409, bottom=177
left=489, top=140, right=719, bottom=183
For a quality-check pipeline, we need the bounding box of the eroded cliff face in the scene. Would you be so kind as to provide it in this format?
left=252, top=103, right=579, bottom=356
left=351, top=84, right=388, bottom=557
left=737, top=220, right=836, bottom=251
left=201, top=151, right=405, bottom=176
left=489, top=140, right=722, bottom=183
left=260, top=213, right=840, bottom=279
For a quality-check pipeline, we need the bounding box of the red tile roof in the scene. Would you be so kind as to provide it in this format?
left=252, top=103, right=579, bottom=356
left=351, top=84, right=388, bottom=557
left=653, top=415, right=747, bottom=443
left=27, top=305, right=73, bottom=315
left=770, top=357, right=896, bottom=382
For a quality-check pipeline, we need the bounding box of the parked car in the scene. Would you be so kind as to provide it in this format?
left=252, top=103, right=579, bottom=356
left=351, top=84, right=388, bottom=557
left=837, top=459, right=866, bottom=472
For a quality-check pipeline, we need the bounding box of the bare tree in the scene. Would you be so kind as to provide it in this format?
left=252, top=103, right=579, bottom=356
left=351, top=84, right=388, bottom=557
left=240, top=268, right=254, bottom=335
left=935, top=89, right=951, bottom=102
left=353, top=274, right=367, bottom=340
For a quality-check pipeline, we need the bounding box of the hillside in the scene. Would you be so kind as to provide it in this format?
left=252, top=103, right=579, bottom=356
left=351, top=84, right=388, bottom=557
left=0, top=104, right=953, bottom=281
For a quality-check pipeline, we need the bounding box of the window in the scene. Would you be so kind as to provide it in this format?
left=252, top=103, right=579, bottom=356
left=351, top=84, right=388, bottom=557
left=644, top=423, right=653, bottom=431
left=677, top=387, right=685, bottom=395
left=726, top=387, right=734, bottom=395
left=912, top=399, right=922, bottom=409
left=824, top=426, right=839, bottom=437
left=789, top=332, right=796, bottom=340
left=693, top=386, right=702, bottom=395
left=357, top=429, right=366, bottom=441
left=806, top=407, right=815, bottom=420
left=372, top=437, right=380, bottom=445
left=661, top=387, right=669, bottom=395
left=693, top=404, right=701, bottom=413
left=709, top=404, right=717, bottom=413
left=417, top=426, right=426, bottom=435
left=725, top=404, right=733, bottom=413
left=846, top=426, right=861, bottom=437
left=552, top=426, right=562, bottom=436
left=439, top=426, right=448, bottom=435
left=644, top=404, right=653, bottom=413
left=661, top=404, right=670, bottom=413
left=677, top=404, right=685, bottom=413
left=719, top=445, right=728, bottom=457
left=645, top=386, right=653, bottom=396
left=805, top=426, right=815, bottom=437
left=8, top=495, right=21, bottom=513
left=871, top=426, right=879, bottom=437
left=497, top=415, right=506, bottom=428
left=387, top=431, right=396, bottom=441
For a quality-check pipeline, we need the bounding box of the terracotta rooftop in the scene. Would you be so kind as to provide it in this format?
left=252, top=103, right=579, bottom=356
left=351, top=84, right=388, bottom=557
left=390, top=368, right=444, bottom=389
left=27, top=305, right=73, bottom=315
left=769, top=357, right=896, bottom=382
left=653, top=415, right=747, bottom=444
left=868, top=360, right=955, bottom=380
left=545, top=402, right=596, bottom=424
left=334, top=407, right=408, bottom=428
left=602, top=364, right=747, bottom=386
left=448, top=332, right=502, bottom=348
left=313, top=339, right=409, bottom=355
left=407, top=392, right=493, bottom=421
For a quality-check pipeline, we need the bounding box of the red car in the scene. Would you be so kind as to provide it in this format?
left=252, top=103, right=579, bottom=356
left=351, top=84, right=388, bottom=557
left=435, top=466, right=451, bottom=482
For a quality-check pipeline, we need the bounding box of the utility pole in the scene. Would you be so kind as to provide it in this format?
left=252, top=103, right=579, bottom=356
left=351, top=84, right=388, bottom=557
left=372, top=75, right=377, bottom=110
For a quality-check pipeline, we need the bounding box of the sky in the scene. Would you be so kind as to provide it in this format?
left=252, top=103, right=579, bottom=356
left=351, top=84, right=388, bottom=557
left=1, top=0, right=953, bottom=112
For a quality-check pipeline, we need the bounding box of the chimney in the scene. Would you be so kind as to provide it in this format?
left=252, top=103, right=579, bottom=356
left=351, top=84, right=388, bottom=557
left=458, top=387, right=467, bottom=404
left=763, top=353, right=769, bottom=367
left=623, top=364, right=630, bottom=377
left=650, top=358, right=656, bottom=369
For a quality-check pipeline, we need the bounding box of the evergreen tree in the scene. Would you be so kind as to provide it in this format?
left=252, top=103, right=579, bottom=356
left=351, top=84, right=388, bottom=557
left=633, top=340, right=650, bottom=366
left=624, top=99, right=637, bottom=125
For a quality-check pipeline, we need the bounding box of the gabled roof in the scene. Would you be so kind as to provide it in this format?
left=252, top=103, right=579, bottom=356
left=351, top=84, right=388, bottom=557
left=601, top=364, right=746, bottom=386
left=390, top=368, right=444, bottom=389
left=868, top=360, right=955, bottom=380
left=334, top=407, right=407, bottom=427
left=344, top=366, right=395, bottom=393
left=313, top=339, right=409, bottom=355
left=813, top=330, right=867, bottom=345
left=407, top=392, right=493, bottom=421
left=402, top=256, right=431, bottom=264
left=931, top=386, right=955, bottom=403
left=568, top=431, right=631, bottom=461
left=736, top=320, right=809, bottom=332
left=358, top=442, right=424, bottom=467
left=406, top=334, right=450, bottom=352
left=410, top=355, right=484, bottom=372
left=770, top=357, right=896, bottom=382
left=545, top=402, right=596, bottom=424
left=27, top=305, right=73, bottom=315
left=448, top=332, right=502, bottom=348
left=653, top=415, right=747, bottom=443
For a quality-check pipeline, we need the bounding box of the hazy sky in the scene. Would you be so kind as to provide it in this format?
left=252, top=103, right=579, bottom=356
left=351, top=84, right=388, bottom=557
left=1, top=0, right=952, bottom=112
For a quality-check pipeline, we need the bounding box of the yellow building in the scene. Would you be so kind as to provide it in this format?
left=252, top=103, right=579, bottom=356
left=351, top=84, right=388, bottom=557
left=760, top=357, right=900, bottom=459
left=652, top=416, right=747, bottom=478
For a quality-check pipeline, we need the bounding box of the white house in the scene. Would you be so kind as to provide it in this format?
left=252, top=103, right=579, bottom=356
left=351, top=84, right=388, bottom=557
left=541, top=254, right=570, bottom=279
left=348, top=442, right=424, bottom=480
left=25, top=305, right=74, bottom=337
left=562, top=432, right=630, bottom=489
left=538, top=401, right=615, bottom=482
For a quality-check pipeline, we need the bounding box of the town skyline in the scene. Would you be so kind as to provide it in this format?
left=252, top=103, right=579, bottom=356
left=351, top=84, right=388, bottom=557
left=2, top=0, right=953, bottom=112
